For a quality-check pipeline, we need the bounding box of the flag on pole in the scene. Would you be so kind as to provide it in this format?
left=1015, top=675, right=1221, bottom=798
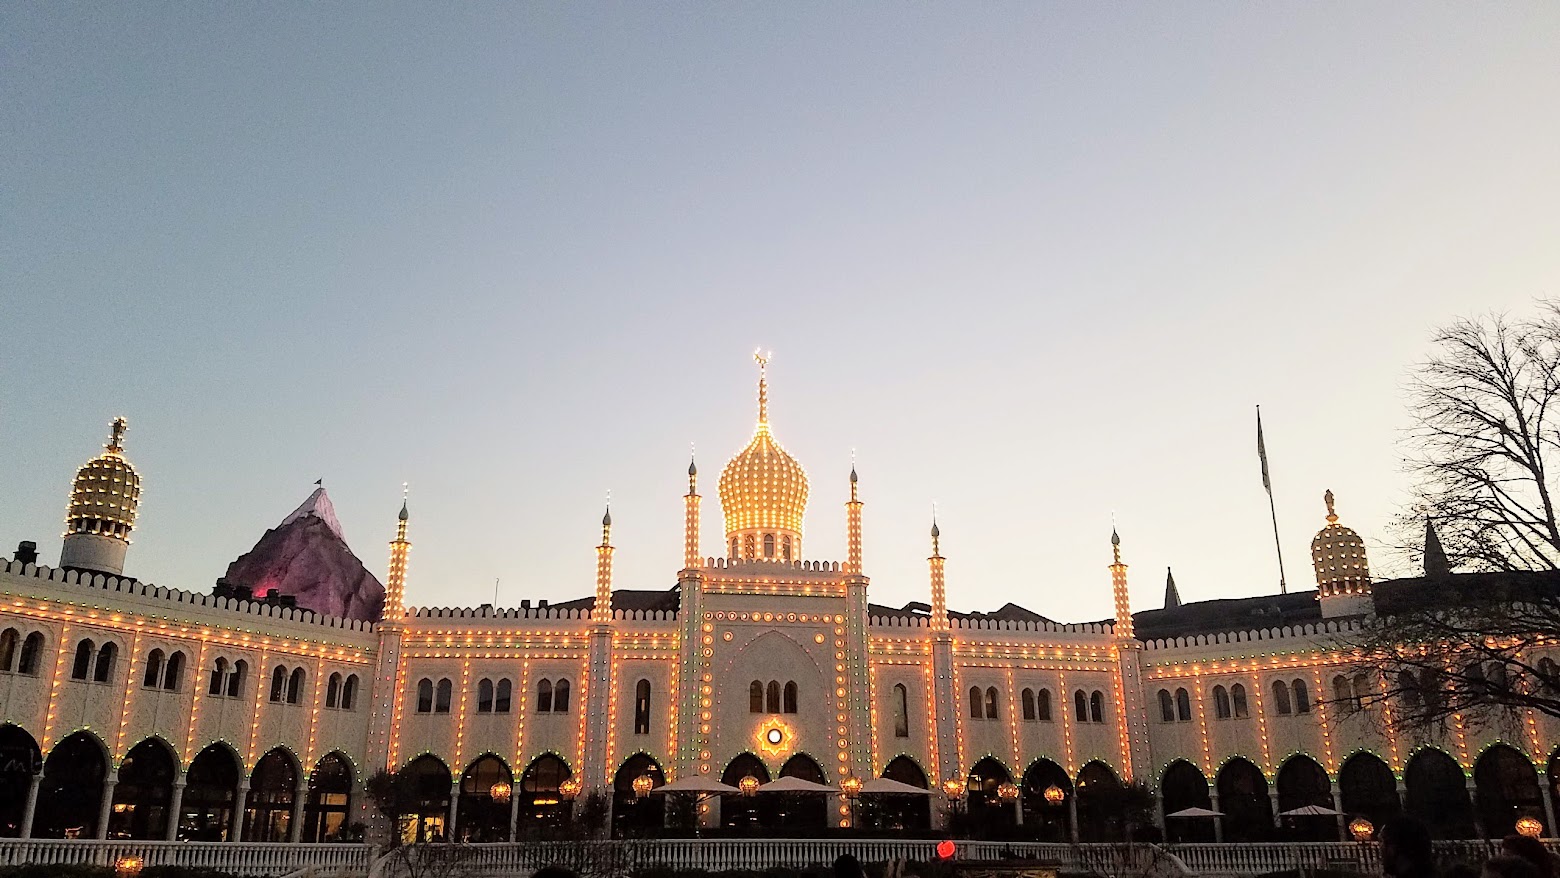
left=1256, top=405, right=1288, bottom=594
left=1257, top=407, right=1272, bottom=492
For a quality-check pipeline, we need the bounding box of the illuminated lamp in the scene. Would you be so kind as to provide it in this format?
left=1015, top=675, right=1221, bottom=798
left=1516, top=816, right=1544, bottom=838
left=559, top=777, right=582, bottom=801
left=632, top=774, right=654, bottom=799
left=1044, top=784, right=1066, bottom=806
left=840, top=776, right=862, bottom=800
left=739, top=775, right=760, bottom=797
left=942, top=778, right=966, bottom=800
left=997, top=782, right=1020, bottom=802
left=1348, top=817, right=1374, bottom=841
left=935, top=839, right=957, bottom=861
left=115, top=856, right=144, bottom=878
left=489, top=781, right=512, bottom=803
left=766, top=728, right=783, bottom=746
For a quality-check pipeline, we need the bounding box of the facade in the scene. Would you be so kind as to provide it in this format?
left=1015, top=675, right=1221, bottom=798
left=2, top=365, right=1559, bottom=846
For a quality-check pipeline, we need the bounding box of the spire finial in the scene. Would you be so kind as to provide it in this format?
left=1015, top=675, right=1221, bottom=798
left=107, top=417, right=127, bottom=454
left=754, top=349, right=771, bottom=426
left=688, top=443, right=698, bottom=477
left=399, top=482, right=409, bottom=521
left=1324, top=489, right=1338, bottom=523
left=603, top=489, right=612, bottom=528
left=930, top=502, right=941, bottom=549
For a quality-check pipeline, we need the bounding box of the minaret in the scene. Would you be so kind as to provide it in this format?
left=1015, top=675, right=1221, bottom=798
left=60, top=417, right=142, bottom=576
left=365, top=491, right=412, bottom=840
left=584, top=504, right=616, bottom=801
left=845, top=465, right=863, bottom=574
left=1108, top=527, right=1149, bottom=784
left=684, top=456, right=701, bottom=569
left=384, top=490, right=411, bottom=619
left=929, top=516, right=948, bottom=631
left=594, top=504, right=614, bottom=623
left=1109, top=528, right=1133, bottom=639
left=927, top=512, right=958, bottom=811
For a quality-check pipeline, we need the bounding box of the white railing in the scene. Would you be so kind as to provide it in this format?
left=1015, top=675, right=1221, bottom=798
left=1164, top=840, right=1560, bottom=876
left=0, top=840, right=372, bottom=876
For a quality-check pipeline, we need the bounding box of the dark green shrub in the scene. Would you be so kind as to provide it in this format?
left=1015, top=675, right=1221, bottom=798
left=0, top=865, right=115, bottom=878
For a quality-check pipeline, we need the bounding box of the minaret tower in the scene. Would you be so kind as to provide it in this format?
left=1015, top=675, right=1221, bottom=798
left=594, top=504, right=614, bottom=622
left=684, top=456, right=701, bottom=569
left=60, top=417, right=142, bottom=576
left=929, top=516, right=948, bottom=631
left=928, top=512, right=959, bottom=811
left=365, top=491, right=412, bottom=840
left=1108, top=527, right=1149, bottom=784
left=384, top=488, right=411, bottom=618
left=845, top=465, right=863, bottom=574
left=1311, top=489, right=1374, bottom=618
left=1109, top=528, right=1133, bottom=639
left=584, top=503, right=616, bottom=800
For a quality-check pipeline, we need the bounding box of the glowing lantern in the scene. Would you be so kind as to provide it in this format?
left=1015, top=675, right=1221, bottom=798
left=1044, top=784, right=1066, bottom=806
left=632, top=774, right=655, bottom=799
left=115, top=857, right=144, bottom=878
left=942, top=778, right=966, bottom=800
left=935, top=839, right=957, bottom=860
left=1516, top=816, right=1544, bottom=838
left=489, top=781, right=512, bottom=803
left=841, top=776, right=862, bottom=800
left=559, top=776, right=582, bottom=800
left=739, top=775, right=760, bottom=797
left=1348, top=817, right=1374, bottom=841
left=997, top=782, right=1020, bottom=802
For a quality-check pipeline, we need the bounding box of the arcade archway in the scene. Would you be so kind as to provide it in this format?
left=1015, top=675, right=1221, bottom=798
left=611, top=754, right=665, bottom=838
left=110, top=738, right=176, bottom=839
left=1217, top=758, right=1272, bottom=843
left=35, top=732, right=106, bottom=838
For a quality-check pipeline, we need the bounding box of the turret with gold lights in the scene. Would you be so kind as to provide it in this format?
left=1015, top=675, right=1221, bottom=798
left=1311, top=489, right=1373, bottom=618
left=929, top=515, right=948, bottom=631
left=845, top=465, right=863, bottom=574
left=684, top=455, right=701, bottom=569
left=1109, top=527, right=1132, bottom=639
left=594, top=503, right=614, bottom=624
left=61, top=417, right=141, bottom=576
left=719, top=352, right=808, bottom=562
left=382, top=488, right=412, bottom=620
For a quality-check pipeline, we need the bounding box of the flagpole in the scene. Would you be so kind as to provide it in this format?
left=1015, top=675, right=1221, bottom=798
left=1257, top=406, right=1289, bottom=594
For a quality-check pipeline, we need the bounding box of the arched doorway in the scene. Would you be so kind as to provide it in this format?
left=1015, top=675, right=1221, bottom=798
left=243, top=749, right=298, bottom=841
left=777, top=753, right=830, bottom=831
left=1217, top=758, right=1272, bottom=842
left=720, top=752, right=771, bottom=830
left=518, top=754, right=572, bottom=835
left=1405, top=748, right=1475, bottom=839
left=1475, top=745, right=1544, bottom=838
left=35, top=732, right=106, bottom=838
left=303, top=753, right=353, bottom=842
left=457, top=755, right=512, bottom=842
left=876, top=755, right=932, bottom=832
left=1276, top=755, right=1334, bottom=840
left=611, top=754, right=665, bottom=838
left=1161, top=761, right=1213, bottom=843
left=401, top=755, right=453, bottom=842
left=0, top=725, right=41, bottom=837
left=1338, top=752, right=1399, bottom=830
left=1076, top=761, right=1128, bottom=842
left=1020, top=758, right=1072, bottom=841
left=110, top=739, right=176, bottom=839
left=181, top=743, right=240, bottom=840
left=967, top=757, right=1016, bottom=836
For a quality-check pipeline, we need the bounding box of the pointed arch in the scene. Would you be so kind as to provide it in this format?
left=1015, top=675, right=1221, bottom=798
left=1276, top=754, right=1332, bottom=840
left=1020, top=757, right=1072, bottom=841
left=1339, top=751, right=1400, bottom=830
left=110, top=737, right=177, bottom=839
left=456, top=754, right=513, bottom=842
left=1216, top=756, right=1272, bottom=842
left=0, top=725, right=41, bottom=838
left=720, top=752, right=771, bottom=829
left=1405, top=747, right=1475, bottom=839
left=1161, top=760, right=1213, bottom=843
left=304, top=751, right=354, bottom=842
left=519, top=753, right=573, bottom=832
left=893, top=683, right=911, bottom=736
left=243, top=747, right=300, bottom=841
left=1474, top=743, right=1544, bottom=839
left=1076, top=760, right=1125, bottom=841
left=71, top=638, right=94, bottom=680
left=611, top=753, right=665, bottom=838
left=402, top=754, right=454, bottom=842
left=35, top=730, right=107, bottom=838
left=182, top=742, right=241, bottom=840
left=878, top=755, right=931, bottom=831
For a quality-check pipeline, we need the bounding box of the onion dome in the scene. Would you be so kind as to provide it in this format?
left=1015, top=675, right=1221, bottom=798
left=719, top=353, right=808, bottom=558
left=65, top=417, right=141, bottom=542
left=1310, top=489, right=1370, bottom=598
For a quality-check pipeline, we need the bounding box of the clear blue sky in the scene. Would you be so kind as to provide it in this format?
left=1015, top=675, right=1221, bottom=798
left=4, top=4, right=1558, bottom=621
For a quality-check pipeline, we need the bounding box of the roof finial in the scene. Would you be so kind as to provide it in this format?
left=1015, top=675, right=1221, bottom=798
left=930, top=502, right=941, bottom=551
left=753, top=348, right=771, bottom=426
left=603, top=489, right=612, bottom=527
left=107, top=417, right=127, bottom=454
left=399, top=482, right=409, bottom=521
left=1324, top=489, right=1338, bottom=524
left=688, top=442, right=697, bottom=477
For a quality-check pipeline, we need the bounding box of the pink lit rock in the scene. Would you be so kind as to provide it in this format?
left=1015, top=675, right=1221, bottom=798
left=223, top=488, right=385, bottom=622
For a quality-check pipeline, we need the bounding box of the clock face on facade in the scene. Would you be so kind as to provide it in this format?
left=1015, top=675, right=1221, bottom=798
left=766, top=728, right=783, bottom=745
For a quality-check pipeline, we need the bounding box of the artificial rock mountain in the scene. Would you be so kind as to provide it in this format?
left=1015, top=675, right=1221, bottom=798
left=222, top=487, right=385, bottom=622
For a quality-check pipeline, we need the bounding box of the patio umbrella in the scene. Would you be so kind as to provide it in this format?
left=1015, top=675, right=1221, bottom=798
left=758, top=776, right=836, bottom=794
left=653, top=777, right=742, bottom=795
left=860, top=777, right=937, bottom=796
left=1166, top=807, right=1225, bottom=818
left=1279, top=804, right=1341, bottom=817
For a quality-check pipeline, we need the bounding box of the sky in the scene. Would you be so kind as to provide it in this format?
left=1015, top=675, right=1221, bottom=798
left=4, top=4, right=1559, bottom=623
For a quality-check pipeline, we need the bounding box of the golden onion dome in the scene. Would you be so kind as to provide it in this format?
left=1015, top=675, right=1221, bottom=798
left=719, top=355, right=808, bottom=542
left=65, top=417, right=141, bottom=541
left=1310, top=489, right=1369, bottom=592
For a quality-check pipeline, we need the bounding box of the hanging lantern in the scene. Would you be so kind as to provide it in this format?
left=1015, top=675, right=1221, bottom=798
left=559, top=776, right=582, bottom=800
left=840, top=776, right=862, bottom=800
left=632, top=774, right=655, bottom=799
left=942, top=778, right=966, bottom=800
left=1348, top=817, right=1374, bottom=841
left=1044, top=784, right=1066, bottom=806
left=489, top=781, right=512, bottom=803
left=739, top=775, right=761, bottom=797
left=1516, top=816, right=1544, bottom=838
left=114, top=857, right=144, bottom=878
left=997, top=782, right=1020, bottom=802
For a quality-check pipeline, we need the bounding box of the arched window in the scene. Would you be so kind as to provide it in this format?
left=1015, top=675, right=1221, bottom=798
left=553, top=679, right=570, bottom=712
left=1175, top=688, right=1192, bottom=721
left=1159, top=689, right=1176, bottom=723
left=1333, top=674, right=1353, bottom=709
left=18, top=632, right=43, bottom=675
left=1399, top=671, right=1422, bottom=709
left=1465, top=662, right=1488, bottom=700
left=730, top=537, right=738, bottom=558
left=417, top=678, right=434, bottom=713
left=1037, top=688, right=1052, bottom=721
left=270, top=666, right=287, bottom=702
left=435, top=678, right=452, bottom=713
left=1074, top=689, right=1088, bottom=722
left=1021, top=688, right=1036, bottom=721
left=749, top=681, right=763, bottom=713
left=634, top=679, right=651, bottom=735
left=767, top=681, right=781, bottom=714
left=228, top=660, right=246, bottom=698
left=783, top=681, right=798, bottom=714
left=764, top=533, right=776, bottom=557
left=493, top=679, right=509, bottom=714
left=71, top=639, right=94, bottom=680
left=782, top=536, right=792, bottom=561
left=537, top=679, right=553, bottom=713
left=1231, top=684, right=1249, bottom=718
left=1090, top=690, right=1105, bottom=723
left=341, top=673, right=358, bottom=711
left=1213, top=685, right=1231, bottom=719
left=95, top=642, right=118, bottom=684
left=969, top=686, right=983, bottom=718
left=892, top=683, right=910, bottom=737
left=476, top=678, right=494, bottom=713
left=743, top=535, right=755, bottom=559
left=1272, top=680, right=1292, bottom=715
left=984, top=686, right=999, bottom=720
left=1351, top=673, right=1371, bottom=709
left=1537, top=658, right=1559, bottom=695
left=326, top=673, right=342, bottom=708
left=209, top=658, right=228, bottom=695
left=285, top=666, right=304, bottom=703
left=1292, top=679, right=1310, bottom=713
left=143, top=648, right=165, bottom=688
left=0, top=628, right=17, bottom=671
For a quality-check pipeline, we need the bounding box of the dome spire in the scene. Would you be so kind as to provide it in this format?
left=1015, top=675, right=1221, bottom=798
left=754, top=349, right=771, bottom=427
left=61, top=417, right=142, bottom=576
left=107, top=416, right=127, bottom=454
left=720, top=352, right=808, bottom=559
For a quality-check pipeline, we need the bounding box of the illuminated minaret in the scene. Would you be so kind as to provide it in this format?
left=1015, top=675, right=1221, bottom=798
left=585, top=503, right=616, bottom=796
left=1108, top=526, right=1150, bottom=785
left=384, top=490, right=411, bottom=619
left=1109, top=528, right=1133, bottom=639
left=594, top=504, right=614, bottom=623
left=845, top=465, right=863, bottom=574
left=684, top=455, right=701, bottom=569
left=929, top=516, right=948, bottom=631
left=366, top=489, right=412, bottom=833
left=61, top=417, right=142, bottom=576
left=928, top=511, right=958, bottom=807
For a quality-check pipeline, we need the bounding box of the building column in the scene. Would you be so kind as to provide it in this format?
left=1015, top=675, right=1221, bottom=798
left=447, top=782, right=460, bottom=840
left=95, top=772, right=118, bottom=840
left=231, top=781, right=250, bottom=841
left=507, top=790, right=521, bottom=842
left=1068, top=795, right=1080, bottom=843
left=1209, top=792, right=1224, bottom=843
left=1542, top=782, right=1558, bottom=837
left=288, top=780, right=308, bottom=842
left=1270, top=789, right=1281, bottom=827
left=19, top=773, right=42, bottom=839
left=1331, top=783, right=1346, bottom=840
left=166, top=775, right=188, bottom=841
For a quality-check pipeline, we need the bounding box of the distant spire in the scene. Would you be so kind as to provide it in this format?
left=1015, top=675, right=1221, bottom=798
left=398, top=482, right=409, bottom=521
left=1424, top=516, right=1450, bottom=577
left=930, top=505, right=941, bottom=555
left=1110, top=526, right=1122, bottom=564
left=754, top=349, right=771, bottom=426
left=107, top=417, right=127, bottom=454
left=1324, top=489, right=1338, bottom=523
left=1164, top=567, right=1182, bottom=610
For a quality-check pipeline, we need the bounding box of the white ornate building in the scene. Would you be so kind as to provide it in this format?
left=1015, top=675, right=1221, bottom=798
left=1, top=366, right=1557, bottom=846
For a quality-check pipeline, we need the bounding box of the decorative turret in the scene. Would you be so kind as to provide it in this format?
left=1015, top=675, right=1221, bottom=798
left=1163, top=567, right=1182, bottom=610
left=683, top=454, right=702, bottom=569
left=61, top=417, right=141, bottom=576
left=1423, top=516, right=1450, bottom=578
left=383, top=487, right=411, bottom=621
left=929, top=514, right=948, bottom=631
left=845, top=464, right=863, bottom=574
left=718, top=352, right=808, bottom=561
left=594, top=502, right=614, bottom=624
left=1310, top=489, right=1373, bottom=618
left=1109, top=528, right=1133, bottom=639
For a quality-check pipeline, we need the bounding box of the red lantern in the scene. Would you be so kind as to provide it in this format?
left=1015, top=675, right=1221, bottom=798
left=935, top=840, right=957, bottom=861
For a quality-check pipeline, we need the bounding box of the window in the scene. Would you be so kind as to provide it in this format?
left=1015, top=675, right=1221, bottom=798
left=1352, top=673, right=1370, bottom=709
left=1175, top=687, right=1192, bottom=721
left=417, top=678, right=434, bottom=713
left=892, top=683, right=909, bottom=737
left=228, top=660, right=246, bottom=698
left=1074, top=689, right=1088, bottom=722
left=1213, top=685, right=1231, bottom=719
left=144, top=649, right=165, bottom=688
left=1486, top=662, right=1509, bottom=695
left=71, top=639, right=94, bottom=680
left=435, top=678, right=452, bottom=713
left=1538, top=658, right=1559, bottom=695
left=342, top=674, right=359, bottom=711
left=209, top=658, right=228, bottom=696
left=782, top=536, right=792, bottom=561
left=1398, top=671, right=1422, bottom=709
left=764, top=533, right=775, bottom=557
left=17, top=633, right=43, bottom=675
left=327, top=673, right=343, bottom=708
left=743, top=535, right=755, bottom=559
left=95, top=642, right=119, bottom=684
left=984, top=687, right=999, bottom=720
left=730, top=537, right=738, bottom=558
left=1231, top=684, right=1248, bottom=718
left=1158, top=689, right=1176, bottom=722
left=1021, top=688, right=1036, bottom=721
left=1292, top=678, right=1310, bottom=713
left=749, top=681, right=763, bottom=713
left=634, top=679, right=651, bottom=735
left=970, top=686, right=983, bottom=719
left=1037, top=688, right=1052, bottom=721
left=767, top=681, right=781, bottom=714
left=537, top=679, right=553, bottom=713
left=1271, top=680, right=1292, bottom=715
left=286, top=666, right=304, bottom=703
left=1090, top=690, right=1105, bottom=723
left=477, top=678, right=494, bottom=713
left=0, top=628, right=16, bottom=671
left=553, top=678, right=570, bottom=712
left=271, top=665, right=287, bottom=702
left=784, top=681, right=798, bottom=714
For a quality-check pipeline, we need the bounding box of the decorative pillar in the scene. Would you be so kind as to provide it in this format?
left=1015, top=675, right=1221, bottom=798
left=1331, top=782, right=1346, bottom=839
left=930, top=518, right=958, bottom=791
left=1210, top=792, right=1224, bottom=843
left=584, top=506, right=616, bottom=815
left=845, top=467, right=862, bottom=575
left=96, top=772, right=118, bottom=840
left=368, top=496, right=412, bottom=786
left=447, top=782, right=460, bottom=839
left=18, top=773, right=41, bottom=839
left=1068, top=795, right=1079, bottom=842
left=1109, top=529, right=1148, bottom=781
left=508, top=790, right=521, bottom=842
left=1269, top=789, right=1281, bottom=827
left=288, top=780, right=308, bottom=842
left=166, top=774, right=188, bottom=841
left=684, top=458, right=701, bottom=569
left=231, top=780, right=250, bottom=841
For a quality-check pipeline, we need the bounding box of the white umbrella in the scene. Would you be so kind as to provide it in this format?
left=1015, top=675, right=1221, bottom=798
left=1280, top=804, right=1341, bottom=817
left=653, top=776, right=741, bottom=795
left=860, top=777, right=937, bottom=796
left=1167, top=807, right=1225, bottom=818
left=758, top=776, right=836, bottom=794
